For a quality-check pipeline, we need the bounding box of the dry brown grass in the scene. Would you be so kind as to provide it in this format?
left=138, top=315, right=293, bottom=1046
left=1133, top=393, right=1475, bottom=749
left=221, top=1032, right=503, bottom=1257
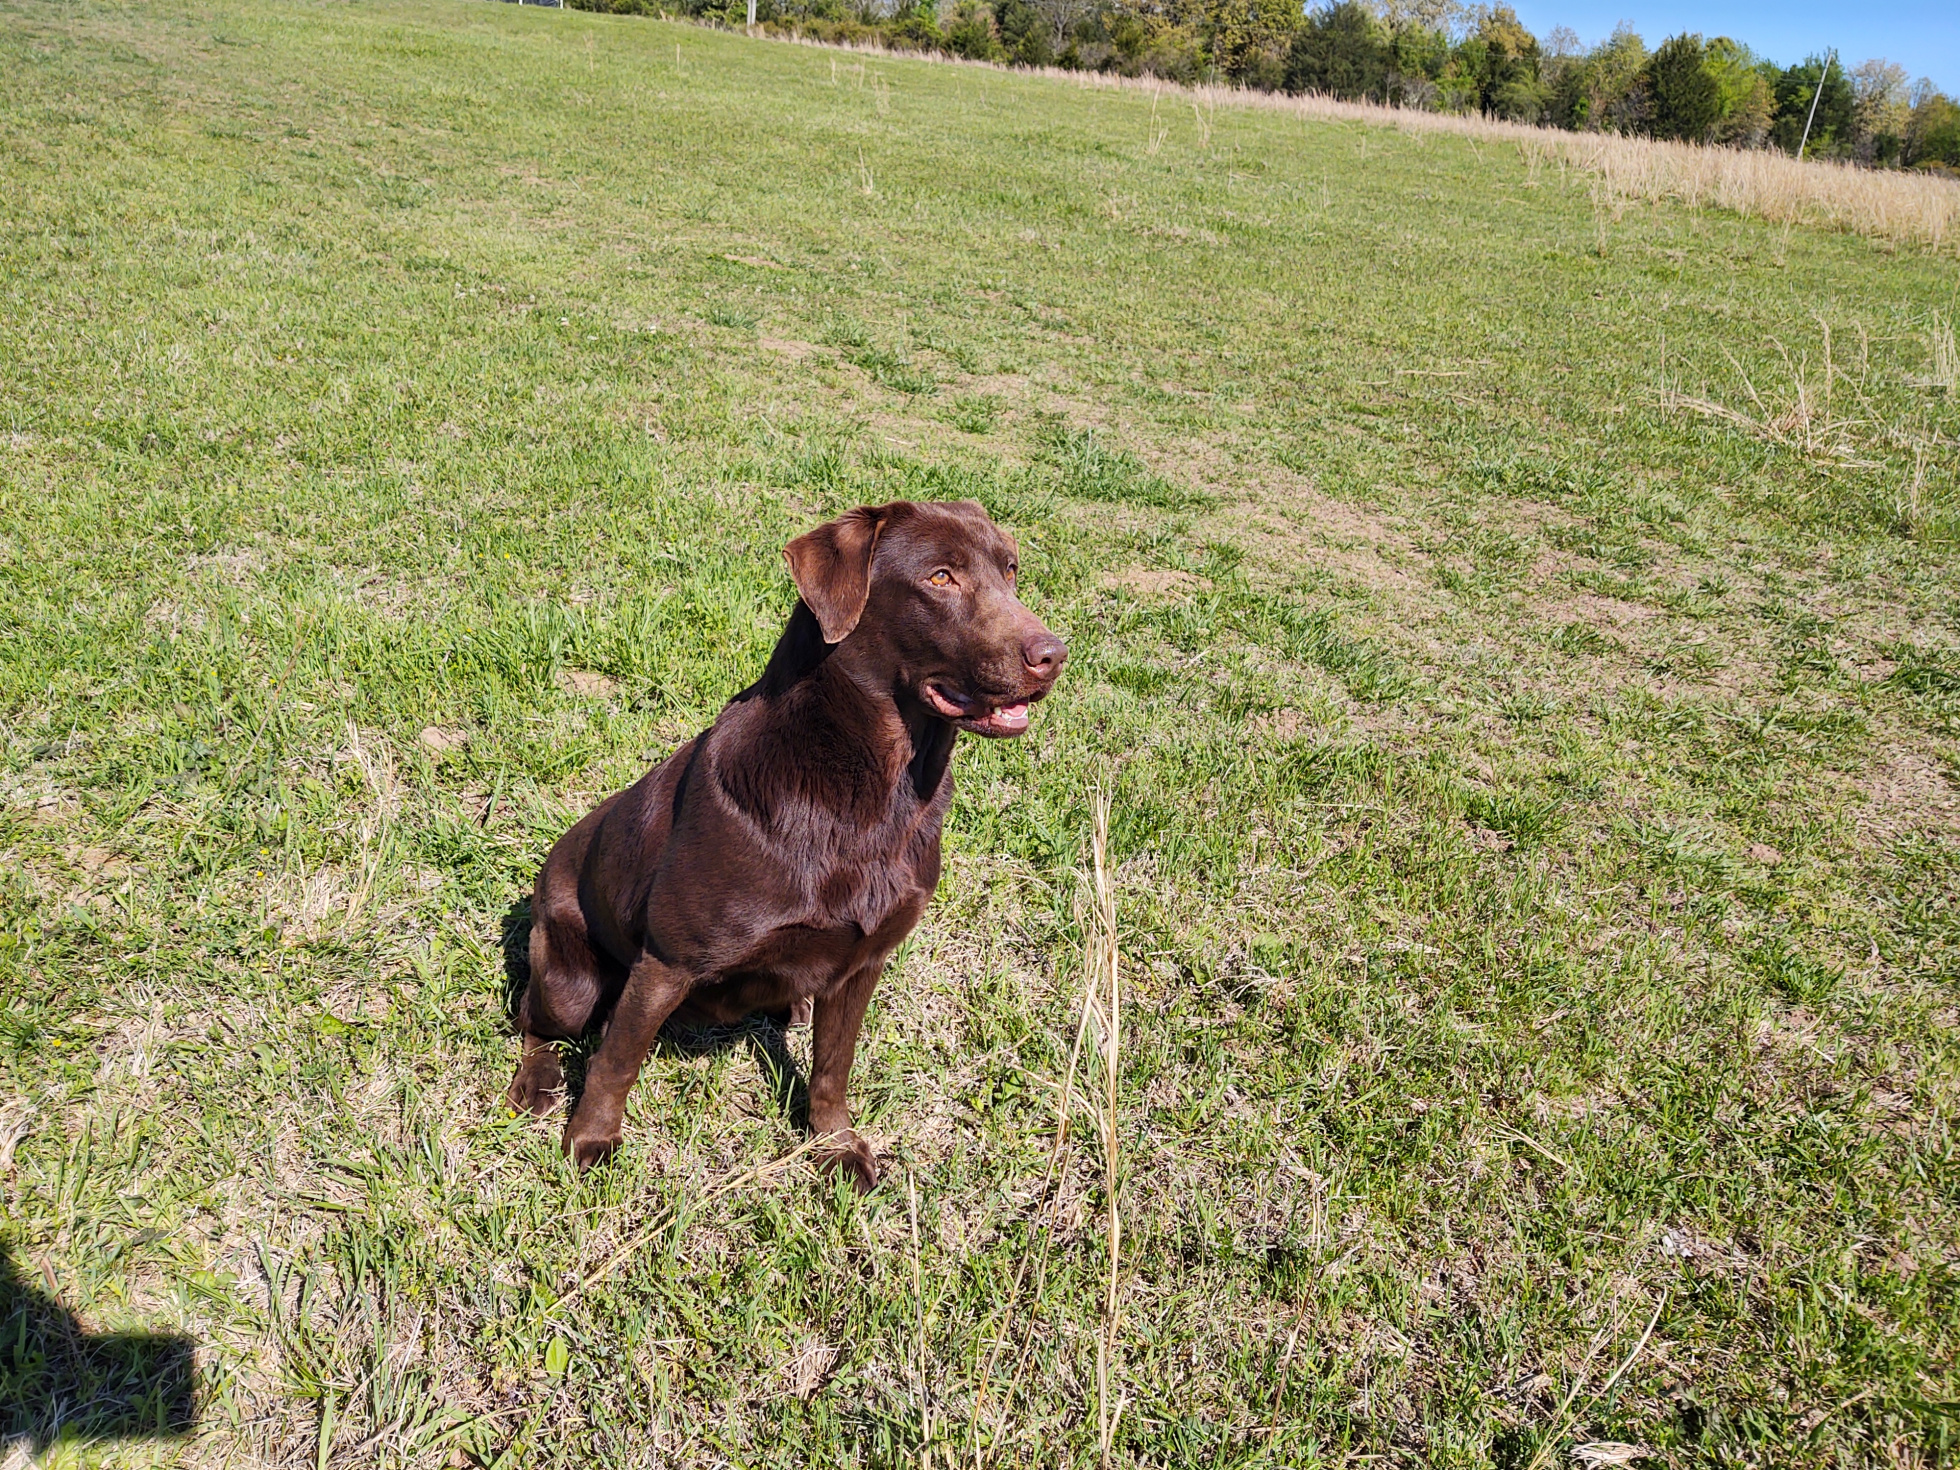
left=1917, top=312, right=1958, bottom=392
left=1085, top=785, right=1125, bottom=1468
left=1658, top=320, right=1887, bottom=468
left=1098, top=79, right=1960, bottom=252
left=774, top=30, right=1960, bottom=254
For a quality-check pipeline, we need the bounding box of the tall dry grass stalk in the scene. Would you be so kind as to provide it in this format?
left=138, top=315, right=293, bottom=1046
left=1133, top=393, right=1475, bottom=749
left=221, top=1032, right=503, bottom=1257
left=772, top=30, right=1960, bottom=254
left=1084, top=785, right=1126, bottom=1466
left=963, top=785, right=1125, bottom=1468
left=1658, top=320, right=1884, bottom=468
left=1897, top=445, right=1933, bottom=540
left=906, top=1169, right=935, bottom=1463
left=1520, top=1291, right=1666, bottom=1470
left=1918, top=312, right=1958, bottom=392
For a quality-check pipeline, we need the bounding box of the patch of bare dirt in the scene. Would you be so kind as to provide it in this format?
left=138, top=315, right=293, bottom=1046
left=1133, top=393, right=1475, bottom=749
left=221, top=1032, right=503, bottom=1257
left=758, top=336, right=822, bottom=361
left=143, top=599, right=206, bottom=639
left=1860, top=745, right=1960, bottom=837
left=1220, top=466, right=1428, bottom=600
left=339, top=568, right=419, bottom=616
left=1252, top=709, right=1313, bottom=740
left=1104, top=567, right=1209, bottom=600
left=418, top=725, right=467, bottom=756
left=63, top=845, right=130, bottom=880
left=557, top=669, right=619, bottom=698
left=1, top=776, right=80, bottom=828
left=186, top=549, right=264, bottom=584
left=1548, top=588, right=1658, bottom=630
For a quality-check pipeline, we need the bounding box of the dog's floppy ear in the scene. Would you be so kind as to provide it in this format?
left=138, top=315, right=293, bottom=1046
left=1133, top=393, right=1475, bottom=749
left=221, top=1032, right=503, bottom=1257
left=783, top=504, right=895, bottom=644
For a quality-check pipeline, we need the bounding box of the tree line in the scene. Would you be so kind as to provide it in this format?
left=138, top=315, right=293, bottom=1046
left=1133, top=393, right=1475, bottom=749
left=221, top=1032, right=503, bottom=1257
left=566, top=0, right=1960, bottom=171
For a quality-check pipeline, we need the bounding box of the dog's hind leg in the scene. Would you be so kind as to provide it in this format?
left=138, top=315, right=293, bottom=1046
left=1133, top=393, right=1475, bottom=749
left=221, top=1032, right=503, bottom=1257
left=506, top=911, right=610, bottom=1116
left=765, top=997, right=814, bottom=1029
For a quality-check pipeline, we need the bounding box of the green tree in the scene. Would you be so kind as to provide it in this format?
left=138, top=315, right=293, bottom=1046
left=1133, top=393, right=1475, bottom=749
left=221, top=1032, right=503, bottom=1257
left=992, top=0, right=1054, bottom=64
left=1771, top=54, right=1854, bottom=154
left=1905, top=87, right=1960, bottom=168
left=886, top=0, right=943, bottom=48
left=942, top=0, right=1000, bottom=58
left=1557, top=25, right=1649, bottom=133
left=1538, top=24, right=1581, bottom=117
left=1467, top=5, right=1543, bottom=119
left=1704, top=38, right=1774, bottom=145
left=1646, top=32, right=1720, bottom=141
left=1848, top=58, right=1909, bottom=163
left=1284, top=1, right=1386, bottom=100
left=1206, top=0, right=1304, bottom=87
left=1384, top=21, right=1451, bottom=107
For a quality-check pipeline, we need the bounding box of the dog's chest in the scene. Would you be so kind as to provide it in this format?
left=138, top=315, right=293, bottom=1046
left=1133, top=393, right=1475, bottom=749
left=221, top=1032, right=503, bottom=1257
left=699, top=717, right=954, bottom=977
left=721, top=813, right=940, bottom=995
left=811, top=798, right=944, bottom=937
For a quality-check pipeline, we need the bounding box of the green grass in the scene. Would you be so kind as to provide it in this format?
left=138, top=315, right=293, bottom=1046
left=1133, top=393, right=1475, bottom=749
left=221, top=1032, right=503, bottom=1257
left=2, top=1, right=1958, bottom=1465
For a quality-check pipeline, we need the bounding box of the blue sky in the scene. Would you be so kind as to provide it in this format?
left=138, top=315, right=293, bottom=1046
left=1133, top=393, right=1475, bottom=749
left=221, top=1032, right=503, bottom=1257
left=1504, top=0, right=1960, bottom=95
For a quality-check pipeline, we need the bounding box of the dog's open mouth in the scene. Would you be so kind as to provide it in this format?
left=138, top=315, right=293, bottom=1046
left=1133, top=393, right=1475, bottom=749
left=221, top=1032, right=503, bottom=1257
left=924, top=682, right=1034, bottom=737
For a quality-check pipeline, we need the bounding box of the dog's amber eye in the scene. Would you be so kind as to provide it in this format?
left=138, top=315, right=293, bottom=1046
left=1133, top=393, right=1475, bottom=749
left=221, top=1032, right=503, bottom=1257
left=928, top=569, right=953, bottom=587
left=1006, top=563, right=1018, bottom=580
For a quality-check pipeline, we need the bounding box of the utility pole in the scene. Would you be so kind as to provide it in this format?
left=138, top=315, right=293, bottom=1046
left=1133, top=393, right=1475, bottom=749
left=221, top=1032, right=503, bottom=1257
left=1797, top=48, right=1836, bottom=161
left=747, top=0, right=756, bottom=25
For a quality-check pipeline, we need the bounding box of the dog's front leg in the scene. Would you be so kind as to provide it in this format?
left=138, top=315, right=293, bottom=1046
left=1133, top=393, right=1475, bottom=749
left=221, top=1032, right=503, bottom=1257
left=808, top=962, right=884, bottom=1192
left=562, top=951, right=688, bottom=1170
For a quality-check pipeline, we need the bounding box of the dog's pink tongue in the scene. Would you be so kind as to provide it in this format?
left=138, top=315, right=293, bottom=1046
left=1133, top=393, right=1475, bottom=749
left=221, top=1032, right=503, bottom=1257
left=988, top=702, right=1030, bottom=733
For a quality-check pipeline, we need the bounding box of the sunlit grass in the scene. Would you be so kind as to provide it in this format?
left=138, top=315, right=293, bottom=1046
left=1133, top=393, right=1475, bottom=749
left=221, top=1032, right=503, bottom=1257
left=1, top=0, right=1956, bottom=1465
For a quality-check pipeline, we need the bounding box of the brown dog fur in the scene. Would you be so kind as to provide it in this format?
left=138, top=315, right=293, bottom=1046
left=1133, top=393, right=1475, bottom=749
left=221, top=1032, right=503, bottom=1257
left=507, top=500, right=1066, bottom=1189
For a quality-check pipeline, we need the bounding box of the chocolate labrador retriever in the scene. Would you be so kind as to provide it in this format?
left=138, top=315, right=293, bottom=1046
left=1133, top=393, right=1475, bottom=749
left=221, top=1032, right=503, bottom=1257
left=507, top=499, right=1066, bottom=1189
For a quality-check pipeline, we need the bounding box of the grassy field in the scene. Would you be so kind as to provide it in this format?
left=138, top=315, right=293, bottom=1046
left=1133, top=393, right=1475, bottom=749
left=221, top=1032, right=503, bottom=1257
left=2, top=0, right=1958, bottom=1465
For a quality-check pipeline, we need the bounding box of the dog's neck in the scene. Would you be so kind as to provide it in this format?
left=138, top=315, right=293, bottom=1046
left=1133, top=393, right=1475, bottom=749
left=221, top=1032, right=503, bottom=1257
left=751, top=603, right=956, bottom=803
left=754, top=600, right=832, bottom=697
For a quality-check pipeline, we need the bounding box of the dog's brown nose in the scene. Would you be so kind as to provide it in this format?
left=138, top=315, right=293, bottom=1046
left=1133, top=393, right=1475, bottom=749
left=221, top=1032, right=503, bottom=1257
left=1023, top=631, right=1067, bottom=678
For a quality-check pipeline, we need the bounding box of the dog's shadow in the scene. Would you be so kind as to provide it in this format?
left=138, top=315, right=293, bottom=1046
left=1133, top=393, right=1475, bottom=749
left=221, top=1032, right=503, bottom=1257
left=498, top=898, right=809, bottom=1128
left=0, top=1248, right=197, bottom=1454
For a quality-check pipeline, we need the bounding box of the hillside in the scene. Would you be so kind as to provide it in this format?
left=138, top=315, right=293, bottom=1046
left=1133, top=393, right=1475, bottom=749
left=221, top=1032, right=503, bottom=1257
left=1, top=1, right=1956, bottom=1465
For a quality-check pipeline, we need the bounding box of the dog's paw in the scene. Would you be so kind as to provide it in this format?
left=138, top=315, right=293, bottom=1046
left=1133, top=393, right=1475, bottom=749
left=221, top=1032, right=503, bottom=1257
left=562, top=1120, right=622, bottom=1171
left=816, top=1133, right=881, bottom=1194
left=506, top=1051, right=565, bottom=1117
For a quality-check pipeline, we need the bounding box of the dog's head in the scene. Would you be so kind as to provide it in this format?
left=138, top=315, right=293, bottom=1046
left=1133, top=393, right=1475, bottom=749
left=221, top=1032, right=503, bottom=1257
left=785, top=500, right=1066, bottom=737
